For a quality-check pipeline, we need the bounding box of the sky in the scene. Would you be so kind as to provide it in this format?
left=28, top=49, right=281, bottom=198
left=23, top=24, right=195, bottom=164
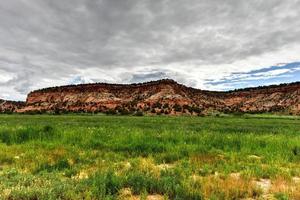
left=0, top=0, right=300, bottom=101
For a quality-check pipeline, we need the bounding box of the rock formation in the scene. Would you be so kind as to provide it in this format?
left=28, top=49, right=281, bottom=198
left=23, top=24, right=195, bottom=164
left=13, top=79, right=300, bottom=115
left=0, top=99, right=25, bottom=113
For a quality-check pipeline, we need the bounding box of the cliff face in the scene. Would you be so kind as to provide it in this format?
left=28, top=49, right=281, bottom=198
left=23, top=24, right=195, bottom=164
left=0, top=99, right=25, bottom=113
left=17, top=79, right=300, bottom=115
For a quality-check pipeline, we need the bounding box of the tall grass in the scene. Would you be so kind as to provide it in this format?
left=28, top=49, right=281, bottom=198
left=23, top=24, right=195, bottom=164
left=0, top=114, right=300, bottom=199
left=0, top=125, right=55, bottom=144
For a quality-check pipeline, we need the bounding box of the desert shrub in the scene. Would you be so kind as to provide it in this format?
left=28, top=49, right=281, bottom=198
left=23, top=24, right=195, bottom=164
left=128, top=106, right=136, bottom=113
left=193, top=106, right=203, bottom=113
left=182, top=105, right=189, bottom=111
left=134, top=111, right=144, bottom=116
left=2, top=111, right=13, bottom=114
left=119, top=109, right=130, bottom=115
left=105, top=109, right=117, bottom=115
left=173, top=104, right=182, bottom=112
left=24, top=110, right=44, bottom=115
left=54, top=108, right=61, bottom=115
left=152, top=102, right=162, bottom=109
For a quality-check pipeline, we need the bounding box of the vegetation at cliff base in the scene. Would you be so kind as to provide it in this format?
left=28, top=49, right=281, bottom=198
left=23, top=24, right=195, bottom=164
left=0, top=114, right=300, bottom=199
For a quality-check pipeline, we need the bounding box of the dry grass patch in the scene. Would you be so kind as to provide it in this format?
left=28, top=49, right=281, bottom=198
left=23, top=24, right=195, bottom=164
left=47, top=147, right=67, bottom=164
left=269, top=177, right=300, bottom=199
left=118, top=188, right=165, bottom=200
left=199, top=175, right=262, bottom=199
left=134, top=158, right=161, bottom=178
left=190, top=153, right=224, bottom=165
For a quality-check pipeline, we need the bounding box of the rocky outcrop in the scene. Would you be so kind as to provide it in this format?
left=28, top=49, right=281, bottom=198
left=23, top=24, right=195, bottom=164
left=0, top=99, right=25, bottom=113
left=16, top=79, right=300, bottom=115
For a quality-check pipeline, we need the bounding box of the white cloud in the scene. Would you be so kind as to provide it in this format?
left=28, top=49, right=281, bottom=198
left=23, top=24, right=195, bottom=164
left=0, top=0, right=300, bottom=100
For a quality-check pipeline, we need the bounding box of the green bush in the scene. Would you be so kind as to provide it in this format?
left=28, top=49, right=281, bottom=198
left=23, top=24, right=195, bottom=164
left=134, top=111, right=144, bottom=116
left=87, top=170, right=122, bottom=198
left=0, top=125, right=55, bottom=145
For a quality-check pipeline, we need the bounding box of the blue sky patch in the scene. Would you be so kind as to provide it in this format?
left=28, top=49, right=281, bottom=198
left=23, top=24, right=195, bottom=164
left=205, top=62, right=300, bottom=90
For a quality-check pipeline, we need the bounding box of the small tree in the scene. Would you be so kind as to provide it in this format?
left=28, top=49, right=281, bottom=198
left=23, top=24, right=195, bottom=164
left=173, top=104, right=182, bottom=112
left=134, top=111, right=144, bottom=116
left=105, top=109, right=117, bottom=115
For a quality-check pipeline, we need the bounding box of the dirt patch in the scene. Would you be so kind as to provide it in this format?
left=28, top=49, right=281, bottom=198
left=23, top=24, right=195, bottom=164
left=254, top=179, right=271, bottom=193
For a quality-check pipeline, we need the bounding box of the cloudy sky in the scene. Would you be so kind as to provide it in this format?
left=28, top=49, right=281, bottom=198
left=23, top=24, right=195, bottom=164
left=1, top=0, right=300, bottom=100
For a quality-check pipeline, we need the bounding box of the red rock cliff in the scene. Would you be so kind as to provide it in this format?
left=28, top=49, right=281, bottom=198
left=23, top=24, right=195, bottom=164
left=17, top=79, right=300, bottom=115
left=0, top=99, right=25, bottom=113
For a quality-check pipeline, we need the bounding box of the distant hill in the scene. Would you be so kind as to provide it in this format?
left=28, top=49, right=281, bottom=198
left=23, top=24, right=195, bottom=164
left=0, top=99, right=25, bottom=113
left=8, top=79, right=299, bottom=115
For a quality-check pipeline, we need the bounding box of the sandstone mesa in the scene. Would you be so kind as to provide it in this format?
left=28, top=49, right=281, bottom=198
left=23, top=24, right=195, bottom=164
left=1, top=79, right=300, bottom=115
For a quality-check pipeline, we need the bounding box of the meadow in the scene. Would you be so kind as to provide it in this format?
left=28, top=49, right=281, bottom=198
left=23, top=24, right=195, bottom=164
left=0, top=114, right=300, bottom=200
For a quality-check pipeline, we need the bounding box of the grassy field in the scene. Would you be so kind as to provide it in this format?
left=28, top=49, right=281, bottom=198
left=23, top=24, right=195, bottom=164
left=0, top=114, right=300, bottom=200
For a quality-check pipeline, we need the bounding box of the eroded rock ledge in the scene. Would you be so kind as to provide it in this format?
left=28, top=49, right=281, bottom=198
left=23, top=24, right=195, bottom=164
left=2, top=79, right=300, bottom=115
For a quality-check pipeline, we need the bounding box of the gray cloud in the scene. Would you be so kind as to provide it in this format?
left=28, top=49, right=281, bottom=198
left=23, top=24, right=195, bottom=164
left=0, top=0, right=300, bottom=100
left=207, top=62, right=300, bottom=86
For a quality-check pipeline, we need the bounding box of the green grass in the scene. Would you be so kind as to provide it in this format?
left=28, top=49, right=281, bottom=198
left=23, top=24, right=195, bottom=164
left=0, top=114, right=300, bottom=199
